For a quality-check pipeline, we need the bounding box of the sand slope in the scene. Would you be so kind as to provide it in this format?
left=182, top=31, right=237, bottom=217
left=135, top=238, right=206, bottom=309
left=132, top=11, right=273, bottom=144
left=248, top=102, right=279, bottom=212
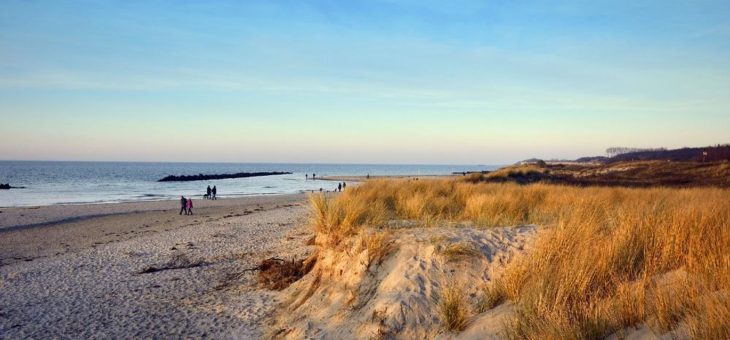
left=271, top=225, right=537, bottom=339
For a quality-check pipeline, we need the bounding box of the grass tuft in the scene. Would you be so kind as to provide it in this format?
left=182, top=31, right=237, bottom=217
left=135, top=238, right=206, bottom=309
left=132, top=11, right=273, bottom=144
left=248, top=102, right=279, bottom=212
left=439, top=242, right=481, bottom=262
left=438, top=284, right=470, bottom=332
left=475, top=281, right=506, bottom=313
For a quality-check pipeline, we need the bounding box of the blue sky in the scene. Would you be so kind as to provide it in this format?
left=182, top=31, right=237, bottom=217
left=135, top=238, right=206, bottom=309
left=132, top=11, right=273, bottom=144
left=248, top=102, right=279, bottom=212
left=1, top=0, right=728, bottom=164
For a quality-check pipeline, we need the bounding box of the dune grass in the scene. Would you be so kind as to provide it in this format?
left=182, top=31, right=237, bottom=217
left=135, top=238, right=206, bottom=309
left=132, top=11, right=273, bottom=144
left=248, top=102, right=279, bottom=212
left=439, top=242, right=481, bottom=262
left=307, top=178, right=730, bottom=338
left=438, top=284, right=470, bottom=332
left=476, top=281, right=506, bottom=313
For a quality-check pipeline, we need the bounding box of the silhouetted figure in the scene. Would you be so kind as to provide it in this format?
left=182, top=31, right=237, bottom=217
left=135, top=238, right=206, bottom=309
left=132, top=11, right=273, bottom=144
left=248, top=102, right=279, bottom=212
left=342, top=182, right=346, bottom=190
left=212, top=186, right=217, bottom=200
left=319, top=188, right=322, bottom=192
left=186, top=197, right=193, bottom=215
left=312, top=173, right=316, bottom=180
left=366, top=173, right=370, bottom=179
left=306, top=174, right=309, bottom=181
left=180, top=196, right=187, bottom=215
left=338, top=183, right=342, bottom=192
left=206, top=185, right=212, bottom=199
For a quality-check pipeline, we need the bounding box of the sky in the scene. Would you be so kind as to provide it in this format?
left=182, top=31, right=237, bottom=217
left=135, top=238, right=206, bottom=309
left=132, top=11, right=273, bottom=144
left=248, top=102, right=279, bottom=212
left=0, top=0, right=728, bottom=164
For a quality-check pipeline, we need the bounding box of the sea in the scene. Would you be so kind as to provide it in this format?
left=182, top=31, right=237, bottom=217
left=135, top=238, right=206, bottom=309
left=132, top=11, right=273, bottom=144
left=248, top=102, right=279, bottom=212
left=0, top=161, right=500, bottom=207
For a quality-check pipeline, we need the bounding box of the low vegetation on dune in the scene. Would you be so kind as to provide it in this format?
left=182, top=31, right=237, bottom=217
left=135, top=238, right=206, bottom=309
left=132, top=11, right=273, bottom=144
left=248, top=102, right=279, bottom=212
left=279, top=178, right=729, bottom=339
left=493, top=185, right=730, bottom=339
left=476, top=160, right=730, bottom=188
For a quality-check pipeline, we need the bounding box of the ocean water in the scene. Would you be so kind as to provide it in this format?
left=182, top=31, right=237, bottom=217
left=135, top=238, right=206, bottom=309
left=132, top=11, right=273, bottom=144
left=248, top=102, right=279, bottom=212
left=0, top=161, right=499, bottom=207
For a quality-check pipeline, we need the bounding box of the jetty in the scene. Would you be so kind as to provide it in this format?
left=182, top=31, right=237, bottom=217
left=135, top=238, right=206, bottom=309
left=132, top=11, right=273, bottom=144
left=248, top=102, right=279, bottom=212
left=0, top=183, right=24, bottom=190
left=158, top=171, right=292, bottom=182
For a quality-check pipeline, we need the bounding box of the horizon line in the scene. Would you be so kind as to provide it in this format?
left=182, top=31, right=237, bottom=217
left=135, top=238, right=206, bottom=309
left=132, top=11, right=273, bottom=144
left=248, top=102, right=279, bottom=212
left=0, top=159, right=506, bottom=167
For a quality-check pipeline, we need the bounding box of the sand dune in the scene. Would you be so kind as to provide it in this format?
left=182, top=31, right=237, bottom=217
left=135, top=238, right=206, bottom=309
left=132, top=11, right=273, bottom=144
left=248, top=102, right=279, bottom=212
left=271, top=225, right=538, bottom=339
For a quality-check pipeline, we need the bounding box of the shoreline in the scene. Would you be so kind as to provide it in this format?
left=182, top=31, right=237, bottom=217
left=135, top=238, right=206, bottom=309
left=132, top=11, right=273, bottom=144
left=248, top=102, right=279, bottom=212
left=0, top=193, right=309, bottom=231
left=0, top=194, right=312, bottom=266
left=0, top=191, right=305, bottom=209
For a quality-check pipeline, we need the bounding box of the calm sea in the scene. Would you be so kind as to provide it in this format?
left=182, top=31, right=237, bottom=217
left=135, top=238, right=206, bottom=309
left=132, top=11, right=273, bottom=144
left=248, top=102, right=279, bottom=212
left=0, top=161, right=499, bottom=207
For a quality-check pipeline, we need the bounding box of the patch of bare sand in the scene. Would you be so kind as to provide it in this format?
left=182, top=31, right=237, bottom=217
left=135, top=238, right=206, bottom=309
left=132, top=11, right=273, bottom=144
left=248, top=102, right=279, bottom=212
left=270, top=225, right=538, bottom=339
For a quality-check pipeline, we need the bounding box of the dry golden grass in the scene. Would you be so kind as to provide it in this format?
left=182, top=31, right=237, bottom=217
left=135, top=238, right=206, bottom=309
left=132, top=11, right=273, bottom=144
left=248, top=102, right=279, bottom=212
left=438, top=284, right=470, bottom=332
left=476, top=282, right=506, bottom=314
left=360, top=230, right=393, bottom=267
left=439, top=242, right=481, bottom=262
left=307, top=178, right=730, bottom=338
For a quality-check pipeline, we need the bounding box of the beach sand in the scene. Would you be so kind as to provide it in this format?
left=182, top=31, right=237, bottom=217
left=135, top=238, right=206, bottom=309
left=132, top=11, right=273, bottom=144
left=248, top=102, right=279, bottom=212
left=319, top=174, right=458, bottom=182
left=0, top=194, right=314, bottom=338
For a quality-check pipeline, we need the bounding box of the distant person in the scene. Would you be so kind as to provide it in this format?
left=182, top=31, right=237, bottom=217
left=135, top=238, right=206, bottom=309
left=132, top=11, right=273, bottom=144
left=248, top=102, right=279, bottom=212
left=342, top=182, right=346, bottom=190
left=206, top=185, right=212, bottom=199
left=338, top=183, right=342, bottom=192
left=319, top=188, right=322, bottom=192
left=179, top=196, right=187, bottom=215
left=313, top=173, right=316, bottom=180
left=186, top=197, right=193, bottom=215
left=366, top=173, right=370, bottom=179
left=212, top=186, right=217, bottom=200
left=306, top=174, right=309, bottom=181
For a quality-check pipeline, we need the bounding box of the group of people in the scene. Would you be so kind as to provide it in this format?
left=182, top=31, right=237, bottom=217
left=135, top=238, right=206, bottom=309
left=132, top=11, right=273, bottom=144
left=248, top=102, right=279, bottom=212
left=306, top=173, right=347, bottom=192
left=177, top=176, right=350, bottom=216
left=179, top=196, right=194, bottom=215
left=315, top=182, right=347, bottom=193
left=179, top=185, right=219, bottom=215
left=205, top=185, right=217, bottom=200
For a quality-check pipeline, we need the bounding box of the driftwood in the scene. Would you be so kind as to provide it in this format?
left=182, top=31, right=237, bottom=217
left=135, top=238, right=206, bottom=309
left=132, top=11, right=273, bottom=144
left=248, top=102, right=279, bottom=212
left=158, top=172, right=292, bottom=182
left=138, top=254, right=209, bottom=274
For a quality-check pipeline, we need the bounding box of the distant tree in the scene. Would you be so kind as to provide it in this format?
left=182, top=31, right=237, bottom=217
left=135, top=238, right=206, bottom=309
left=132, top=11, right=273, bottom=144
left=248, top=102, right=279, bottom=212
left=606, top=147, right=666, bottom=158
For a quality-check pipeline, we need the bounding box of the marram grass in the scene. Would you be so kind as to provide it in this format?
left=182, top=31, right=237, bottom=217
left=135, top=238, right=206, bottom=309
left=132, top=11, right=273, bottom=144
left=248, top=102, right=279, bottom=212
left=308, top=179, right=730, bottom=338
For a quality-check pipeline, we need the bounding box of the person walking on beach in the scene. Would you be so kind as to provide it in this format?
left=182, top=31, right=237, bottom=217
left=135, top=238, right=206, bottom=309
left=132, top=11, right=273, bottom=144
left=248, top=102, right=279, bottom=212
left=342, top=182, right=346, bottom=190
left=306, top=174, right=308, bottom=181
left=186, top=197, right=193, bottom=215
left=179, top=196, right=187, bottom=215
left=212, top=186, right=217, bottom=200
left=312, top=173, right=316, bottom=180
left=338, top=183, right=342, bottom=192
left=206, top=185, right=212, bottom=199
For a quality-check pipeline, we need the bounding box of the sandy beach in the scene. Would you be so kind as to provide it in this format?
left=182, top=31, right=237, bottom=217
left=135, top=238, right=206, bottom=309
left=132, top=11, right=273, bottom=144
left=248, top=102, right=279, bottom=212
left=0, top=194, right=314, bottom=338
left=319, top=174, right=458, bottom=182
